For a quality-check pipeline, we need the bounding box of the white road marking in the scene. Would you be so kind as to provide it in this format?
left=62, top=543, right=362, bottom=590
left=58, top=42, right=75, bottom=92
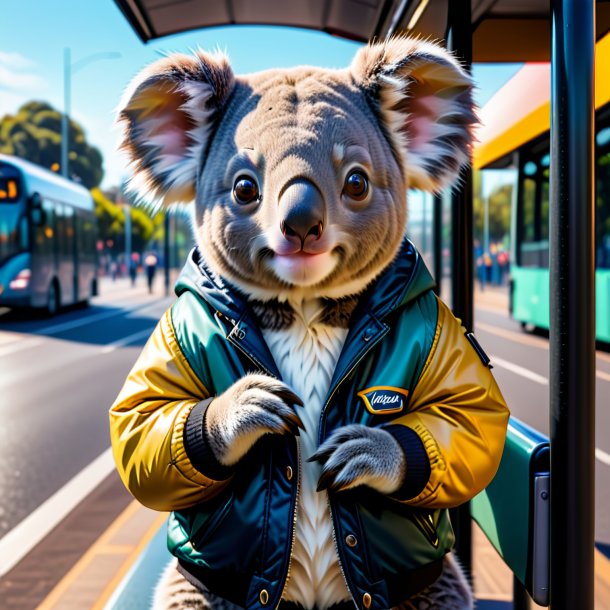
left=0, top=336, right=45, bottom=357
left=0, top=448, right=115, bottom=577
left=491, top=355, right=549, bottom=385
left=491, top=354, right=610, bottom=467
left=479, top=322, right=610, bottom=381
left=101, top=328, right=154, bottom=354
left=596, top=448, right=610, bottom=466
left=0, top=299, right=164, bottom=358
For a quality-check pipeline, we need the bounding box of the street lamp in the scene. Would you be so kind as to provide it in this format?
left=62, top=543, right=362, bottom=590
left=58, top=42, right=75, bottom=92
left=61, top=49, right=122, bottom=179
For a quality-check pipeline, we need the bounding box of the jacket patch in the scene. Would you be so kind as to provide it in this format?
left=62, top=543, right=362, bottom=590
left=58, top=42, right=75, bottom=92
left=357, top=386, right=409, bottom=414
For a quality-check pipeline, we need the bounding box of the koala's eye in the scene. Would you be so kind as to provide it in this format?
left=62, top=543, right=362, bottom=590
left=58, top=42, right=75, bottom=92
left=233, top=176, right=260, bottom=205
left=343, top=171, right=369, bottom=201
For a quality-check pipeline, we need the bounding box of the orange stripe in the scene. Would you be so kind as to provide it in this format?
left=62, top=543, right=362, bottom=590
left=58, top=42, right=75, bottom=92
left=35, top=502, right=166, bottom=610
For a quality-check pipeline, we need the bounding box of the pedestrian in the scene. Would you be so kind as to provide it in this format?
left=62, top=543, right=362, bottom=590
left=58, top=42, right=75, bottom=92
left=144, top=252, right=158, bottom=294
left=129, top=254, right=139, bottom=287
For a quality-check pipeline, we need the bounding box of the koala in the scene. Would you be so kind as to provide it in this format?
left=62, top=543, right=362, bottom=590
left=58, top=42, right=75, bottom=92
left=111, top=36, right=509, bottom=610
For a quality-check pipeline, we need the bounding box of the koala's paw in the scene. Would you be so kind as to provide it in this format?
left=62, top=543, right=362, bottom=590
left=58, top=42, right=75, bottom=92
left=309, top=424, right=406, bottom=494
left=205, top=374, right=304, bottom=467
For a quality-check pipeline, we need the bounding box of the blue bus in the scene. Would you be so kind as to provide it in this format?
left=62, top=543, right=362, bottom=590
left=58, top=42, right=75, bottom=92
left=0, top=154, right=98, bottom=315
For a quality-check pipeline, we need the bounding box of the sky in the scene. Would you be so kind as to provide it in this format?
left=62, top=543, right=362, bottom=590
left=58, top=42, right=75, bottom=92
left=0, top=0, right=523, bottom=190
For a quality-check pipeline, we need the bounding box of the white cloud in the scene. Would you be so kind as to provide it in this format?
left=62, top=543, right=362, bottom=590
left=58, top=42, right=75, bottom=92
left=0, top=90, right=31, bottom=116
left=0, top=64, right=45, bottom=91
left=0, top=51, right=36, bottom=70
left=0, top=51, right=46, bottom=94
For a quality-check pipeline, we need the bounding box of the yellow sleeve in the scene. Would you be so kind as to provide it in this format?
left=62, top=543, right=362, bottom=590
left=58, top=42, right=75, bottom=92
left=109, top=309, right=229, bottom=511
left=393, top=298, right=509, bottom=508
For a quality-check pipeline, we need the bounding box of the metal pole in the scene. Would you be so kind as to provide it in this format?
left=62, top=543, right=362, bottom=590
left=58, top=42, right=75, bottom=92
left=61, top=47, right=71, bottom=179
left=433, top=193, right=443, bottom=297
left=549, top=1, right=596, bottom=609
left=164, top=211, right=170, bottom=297
left=513, top=576, right=530, bottom=610
left=124, top=203, right=132, bottom=267
left=422, top=194, right=428, bottom=254
left=483, top=193, right=489, bottom=254
left=446, top=0, right=474, bottom=575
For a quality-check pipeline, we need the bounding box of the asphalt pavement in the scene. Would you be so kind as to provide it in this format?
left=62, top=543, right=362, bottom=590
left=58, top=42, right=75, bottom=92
left=473, top=286, right=610, bottom=553
left=0, top=276, right=172, bottom=541
left=0, top=278, right=608, bottom=608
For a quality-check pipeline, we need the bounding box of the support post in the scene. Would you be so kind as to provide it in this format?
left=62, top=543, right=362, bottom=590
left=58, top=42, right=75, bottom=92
left=124, top=203, right=131, bottom=268
left=513, top=576, right=530, bottom=610
left=433, top=194, right=443, bottom=297
left=62, top=48, right=71, bottom=179
left=446, top=0, right=473, bottom=574
left=549, top=1, right=596, bottom=609
left=164, top=211, right=171, bottom=297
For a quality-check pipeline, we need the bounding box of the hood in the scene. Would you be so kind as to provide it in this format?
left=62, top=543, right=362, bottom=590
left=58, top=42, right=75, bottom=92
left=175, top=239, right=436, bottom=322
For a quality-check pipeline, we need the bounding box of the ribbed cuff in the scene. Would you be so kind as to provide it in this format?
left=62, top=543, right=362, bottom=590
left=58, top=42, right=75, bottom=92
left=184, top=398, right=235, bottom=481
left=384, top=424, right=431, bottom=501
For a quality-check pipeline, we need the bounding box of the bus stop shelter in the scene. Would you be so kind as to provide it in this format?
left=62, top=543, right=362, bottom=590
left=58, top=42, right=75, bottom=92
left=115, top=1, right=601, bottom=608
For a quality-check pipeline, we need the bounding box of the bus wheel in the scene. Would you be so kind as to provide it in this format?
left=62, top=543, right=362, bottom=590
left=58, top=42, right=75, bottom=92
left=521, top=321, right=536, bottom=334
left=46, top=282, right=60, bottom=317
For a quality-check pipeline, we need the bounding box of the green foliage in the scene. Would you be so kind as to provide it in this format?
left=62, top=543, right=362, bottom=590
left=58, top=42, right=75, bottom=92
left=91, top=187, right=161, bottom=255
left=0, top=100, right=103, bottom=188
left=473, top=170, right=513, bottom=245
left=92, top=187, right=124, bottom=247
left=130, top=206, right=155, bottom=253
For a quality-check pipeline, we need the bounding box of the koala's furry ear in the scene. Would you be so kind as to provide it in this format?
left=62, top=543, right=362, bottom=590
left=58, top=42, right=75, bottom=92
left=117, top=50, right=234, bottom=207
left=351, top=37, right=477, bottom=192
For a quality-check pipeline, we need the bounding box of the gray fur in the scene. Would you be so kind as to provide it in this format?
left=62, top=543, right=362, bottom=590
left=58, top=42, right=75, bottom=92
left=319, top=296, right=359, bottom=328
left=204, top=373, right=304, bottom=466
left=250, top=300, right=296, bottom=330
left=153, top=554, right=473, bottom=610
left=117, top=37, right=476, bottom=300
left=119, top=36, right=478, bottom=610
left=309, top=424, right=406, bottom=494
left=249, top=296, right=358, bottom=330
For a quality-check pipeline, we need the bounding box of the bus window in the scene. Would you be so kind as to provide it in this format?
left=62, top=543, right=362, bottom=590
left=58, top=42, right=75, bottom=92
left=0, top=178, right=20, bottom=202
left=19, top=215, right=29, bottom=250
left=596, top=126, right=610, bottom=269
left=518, top=138, right=550, bottom=268
left=521, top=161, right=536, bottom=244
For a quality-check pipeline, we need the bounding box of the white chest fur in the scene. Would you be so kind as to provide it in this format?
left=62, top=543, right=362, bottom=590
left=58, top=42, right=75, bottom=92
left=261, top=299, right=350, bottom=610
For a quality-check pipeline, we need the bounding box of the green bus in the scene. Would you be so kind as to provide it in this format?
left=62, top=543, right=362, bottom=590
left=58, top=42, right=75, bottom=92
left=474, top=60, right=610, bottom=342
left=0, top=154, right=98, bottom=315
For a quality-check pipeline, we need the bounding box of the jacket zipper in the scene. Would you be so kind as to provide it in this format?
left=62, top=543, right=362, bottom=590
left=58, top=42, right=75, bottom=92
left=223, top=320, right=301, bottom=609
left=318, top=330, right=389, bottom=604
left=276, top=436, right=301, bottom=609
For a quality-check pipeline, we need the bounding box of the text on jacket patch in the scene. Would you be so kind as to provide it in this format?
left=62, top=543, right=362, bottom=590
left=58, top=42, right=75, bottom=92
left=357, top=386, right=409, bottom=414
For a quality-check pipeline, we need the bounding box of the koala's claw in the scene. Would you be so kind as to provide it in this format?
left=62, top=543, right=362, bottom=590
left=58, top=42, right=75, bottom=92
left=311, top=424, right=406, bottom=495
left=204, top=374, right=304, bottom=466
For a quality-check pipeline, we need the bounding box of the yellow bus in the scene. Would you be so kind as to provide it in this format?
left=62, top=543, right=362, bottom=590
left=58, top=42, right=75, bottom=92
left=475, top=34, right=610, bottom=342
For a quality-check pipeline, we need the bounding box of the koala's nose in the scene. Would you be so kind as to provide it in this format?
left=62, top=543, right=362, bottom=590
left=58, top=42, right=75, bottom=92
left=279, top=179, right=325, bottom=246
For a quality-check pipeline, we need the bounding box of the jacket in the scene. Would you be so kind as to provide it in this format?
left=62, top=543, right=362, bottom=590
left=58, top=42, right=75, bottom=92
left=109, top=240, right=509, bottom=610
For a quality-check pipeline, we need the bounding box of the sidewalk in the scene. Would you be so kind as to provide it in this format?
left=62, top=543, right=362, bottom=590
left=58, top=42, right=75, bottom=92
left=474, top=284, right=510, bottom=315
left=30, top=490, right=610, bottom=610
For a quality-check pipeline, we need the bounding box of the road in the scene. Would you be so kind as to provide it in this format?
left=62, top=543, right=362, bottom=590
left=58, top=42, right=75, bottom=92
left=0, top=278, right=172, bottom=542
left=0, top=279, right=608, bottom=604
left=474, top=289, right=610, bottom=553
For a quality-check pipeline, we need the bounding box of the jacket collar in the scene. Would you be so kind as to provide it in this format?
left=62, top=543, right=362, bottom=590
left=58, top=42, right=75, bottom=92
left=175, top=240, right=436, bottom=381
left=175, top=239, right=435, bottom=323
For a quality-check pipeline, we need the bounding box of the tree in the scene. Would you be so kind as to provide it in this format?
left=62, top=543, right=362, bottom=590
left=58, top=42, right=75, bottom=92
left=473, top=170, right=513, bottom=247
left=0, top=101, right=104, bottom=188
left=92, top=187, right=158, bottom=256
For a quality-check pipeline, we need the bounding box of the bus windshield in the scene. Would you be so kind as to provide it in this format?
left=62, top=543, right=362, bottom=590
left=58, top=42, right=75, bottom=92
left=0, top=163, right=26, bottom=264
left=0, top=177, right=20, bottom=203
